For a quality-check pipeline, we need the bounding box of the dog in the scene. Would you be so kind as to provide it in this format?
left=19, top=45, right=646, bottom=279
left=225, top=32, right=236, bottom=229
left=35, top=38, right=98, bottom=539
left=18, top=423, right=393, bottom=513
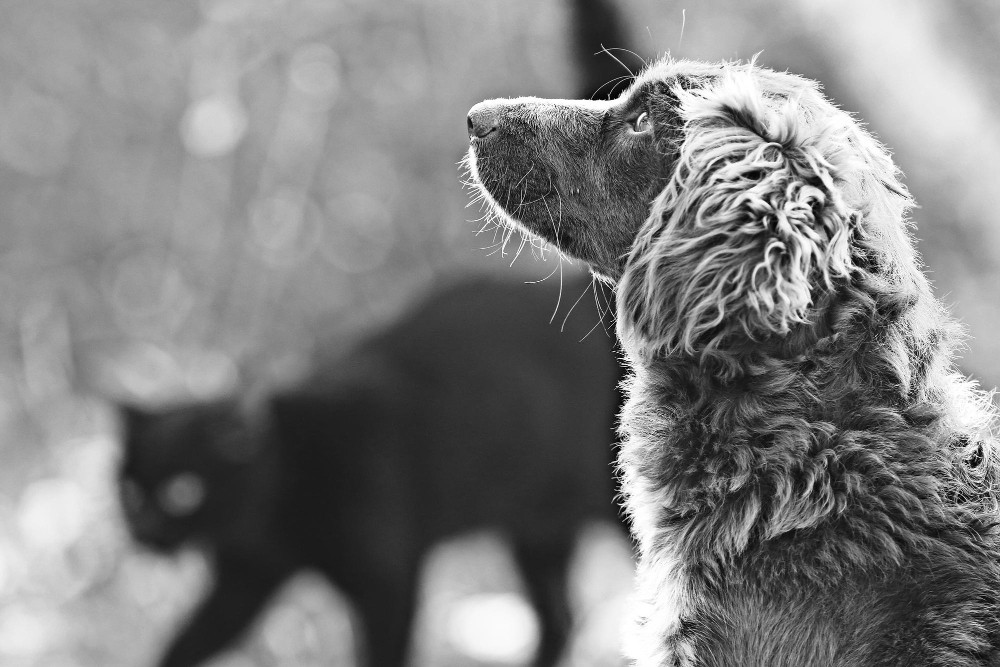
left=464, top=58, right=1000, bottom=666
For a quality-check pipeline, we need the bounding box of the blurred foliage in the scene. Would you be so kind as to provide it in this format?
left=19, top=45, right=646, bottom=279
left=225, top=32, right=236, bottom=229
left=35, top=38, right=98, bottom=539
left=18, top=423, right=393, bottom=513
left=0, top=0, right=997, bottom=665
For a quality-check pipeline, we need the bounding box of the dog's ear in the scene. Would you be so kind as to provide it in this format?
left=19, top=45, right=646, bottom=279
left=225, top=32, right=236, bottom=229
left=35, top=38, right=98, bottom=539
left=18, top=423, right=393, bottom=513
left=620, top=71, right=861, bottom=358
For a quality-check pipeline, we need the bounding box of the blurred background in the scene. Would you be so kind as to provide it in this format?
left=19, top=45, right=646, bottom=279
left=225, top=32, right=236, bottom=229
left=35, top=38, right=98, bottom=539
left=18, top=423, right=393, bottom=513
left=0, top=0, right=998, bottom=665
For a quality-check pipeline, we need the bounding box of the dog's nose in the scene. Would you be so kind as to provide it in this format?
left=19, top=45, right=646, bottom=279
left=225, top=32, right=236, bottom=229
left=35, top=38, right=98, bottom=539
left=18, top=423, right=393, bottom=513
left=467, top=102, right=499, bottom=139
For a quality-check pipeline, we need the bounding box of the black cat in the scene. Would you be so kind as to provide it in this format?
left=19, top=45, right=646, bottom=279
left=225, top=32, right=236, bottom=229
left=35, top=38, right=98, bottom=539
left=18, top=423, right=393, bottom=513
left=118, top=275, right=625, bottom=667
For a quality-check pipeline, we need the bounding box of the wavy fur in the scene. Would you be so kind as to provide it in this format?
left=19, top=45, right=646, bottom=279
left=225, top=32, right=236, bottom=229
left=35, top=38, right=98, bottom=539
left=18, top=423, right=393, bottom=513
left=467, top=58, right=1000, bottom=666
left=620, top=71, right=861, bottom=359
left=617, top=63, right=1000, bottom=667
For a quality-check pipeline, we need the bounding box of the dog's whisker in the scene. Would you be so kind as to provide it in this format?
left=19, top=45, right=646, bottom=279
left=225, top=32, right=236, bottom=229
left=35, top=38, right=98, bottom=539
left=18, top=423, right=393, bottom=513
left=524, top=262, right=563, bottom=287
left=510, top=232, right=530, bottom=267
left=547, top=258, right=565, bottom=325
left=602, top=45, right=648, bottom=69
left=590, top=277, right=616, bottom=335
left=592, top=74, right=636, bottom=99
left=560, top=278, right=593, bottom=335
left=540, top=198, right=558, bottom=247
left=599, top=44, right=636, bottom=79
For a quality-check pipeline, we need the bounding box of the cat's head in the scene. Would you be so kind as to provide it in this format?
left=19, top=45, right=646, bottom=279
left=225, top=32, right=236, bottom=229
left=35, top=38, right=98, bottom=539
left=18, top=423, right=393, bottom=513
left=116, top=399, right=264, bottom=553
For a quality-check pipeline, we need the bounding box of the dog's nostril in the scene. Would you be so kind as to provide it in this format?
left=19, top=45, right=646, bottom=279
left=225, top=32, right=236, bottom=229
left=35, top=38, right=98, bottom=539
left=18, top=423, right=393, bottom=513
left=467, top=103, right=499, bottom=139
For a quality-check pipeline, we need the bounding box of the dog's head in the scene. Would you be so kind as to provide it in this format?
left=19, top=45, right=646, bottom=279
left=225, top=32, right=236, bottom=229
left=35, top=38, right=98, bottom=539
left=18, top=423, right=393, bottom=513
left=466, top=59, right=910, bottom=361
left=465, top=70, right=682, bottom=278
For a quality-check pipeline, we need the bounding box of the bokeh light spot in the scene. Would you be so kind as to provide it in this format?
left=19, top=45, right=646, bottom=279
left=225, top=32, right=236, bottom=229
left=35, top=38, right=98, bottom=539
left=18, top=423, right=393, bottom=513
left=321, top=192, right=396, bottom=273
left=262, top=604, right=317, bottom=660
left=444, top=592, right=539, bottom=664
left=256, top=573, right=356, bottom=664
left=0, top=534, right=25, bottom=599
left=104, top=343, right=186, bottom=404
left=248, top=189, right=323, bottom=266
left=181, top=94, right=249, bottom=157
left=289, top=43, right=342, bottom=107
left=103, top=250, right=195, bottom=338
left=184, top=350, right=239, bottom=399
left=250, top=192, right=302, bottom=250
left=120, top=550, right=208, bottom=617
left=17, top=478, right=88, bottom=552
left=0, top=606, right=54, bottom=657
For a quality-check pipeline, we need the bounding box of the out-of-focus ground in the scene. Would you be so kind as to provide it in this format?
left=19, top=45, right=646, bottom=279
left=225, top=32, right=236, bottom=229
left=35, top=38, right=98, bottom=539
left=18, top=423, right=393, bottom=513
left=0, top=1, right=997, bottom=665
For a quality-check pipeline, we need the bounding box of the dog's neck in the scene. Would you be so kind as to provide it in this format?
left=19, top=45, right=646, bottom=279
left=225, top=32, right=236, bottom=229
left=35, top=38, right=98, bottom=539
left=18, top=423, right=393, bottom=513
left=616, top=279, right=987, bottom=588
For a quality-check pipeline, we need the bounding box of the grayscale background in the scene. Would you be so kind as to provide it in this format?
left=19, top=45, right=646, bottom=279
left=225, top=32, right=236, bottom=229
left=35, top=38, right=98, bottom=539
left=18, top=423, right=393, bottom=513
left=0, top=1, right=996, bottom=665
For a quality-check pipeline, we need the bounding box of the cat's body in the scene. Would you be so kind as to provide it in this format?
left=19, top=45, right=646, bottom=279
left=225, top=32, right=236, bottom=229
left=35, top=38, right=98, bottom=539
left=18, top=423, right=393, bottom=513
left=118, top=275, right=624, bottom=667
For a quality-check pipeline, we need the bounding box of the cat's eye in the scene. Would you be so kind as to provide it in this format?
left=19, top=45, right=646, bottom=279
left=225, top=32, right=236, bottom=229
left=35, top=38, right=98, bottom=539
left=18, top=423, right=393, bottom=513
left=157, top=473, right=206, bottom=516
left=630, top=111, right=652, bottom=134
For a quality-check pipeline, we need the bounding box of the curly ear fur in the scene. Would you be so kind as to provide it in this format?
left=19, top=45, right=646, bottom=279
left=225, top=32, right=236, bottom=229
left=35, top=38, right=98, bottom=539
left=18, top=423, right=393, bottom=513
left=620, top=71, right=865, bottom=359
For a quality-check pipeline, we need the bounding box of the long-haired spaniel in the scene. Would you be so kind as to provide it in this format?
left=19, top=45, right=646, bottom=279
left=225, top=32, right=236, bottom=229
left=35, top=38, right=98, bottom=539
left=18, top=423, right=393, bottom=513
left=464, top=59, right=1000, bottom=666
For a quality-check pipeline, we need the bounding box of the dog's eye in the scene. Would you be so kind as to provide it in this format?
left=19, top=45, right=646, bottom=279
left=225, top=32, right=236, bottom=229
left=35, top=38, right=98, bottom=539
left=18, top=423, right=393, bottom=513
left=630, top=111, right=652, bottom=134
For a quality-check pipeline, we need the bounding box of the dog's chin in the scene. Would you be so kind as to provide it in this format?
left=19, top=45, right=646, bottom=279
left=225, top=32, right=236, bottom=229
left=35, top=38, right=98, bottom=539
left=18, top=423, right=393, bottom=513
left=468, top=147, right=626, bottom=281
left=488, top=202, right=625, bottom=282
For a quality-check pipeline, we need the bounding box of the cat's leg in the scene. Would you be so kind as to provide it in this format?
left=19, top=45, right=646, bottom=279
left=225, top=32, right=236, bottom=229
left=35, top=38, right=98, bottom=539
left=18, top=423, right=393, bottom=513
left=351, top=573, right=420, bottom=667
left=158, top=550, right=291, bottom=667
left=512, top=538, right=575, bottom=667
